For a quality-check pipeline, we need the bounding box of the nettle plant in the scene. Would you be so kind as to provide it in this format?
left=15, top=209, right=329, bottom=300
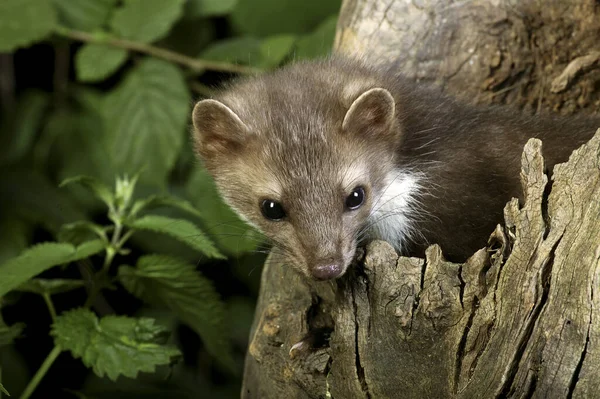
left=0, top=174, right=230, bottom=398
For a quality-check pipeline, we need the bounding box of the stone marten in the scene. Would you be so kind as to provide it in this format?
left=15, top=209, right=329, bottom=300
left=191, top=56, right=600, bottom=280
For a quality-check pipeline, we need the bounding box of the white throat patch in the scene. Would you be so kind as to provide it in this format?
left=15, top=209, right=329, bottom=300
left=367, top=170, right=422, bottom=253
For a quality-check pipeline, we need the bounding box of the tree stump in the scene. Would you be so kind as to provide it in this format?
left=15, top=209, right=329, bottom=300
left=242, top=1, right=600, bottom=397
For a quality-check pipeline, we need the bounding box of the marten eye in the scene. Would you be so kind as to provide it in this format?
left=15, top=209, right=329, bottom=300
left=345, top=187, right=365, bottom=210
left=261, top=199, right=286, bottom=220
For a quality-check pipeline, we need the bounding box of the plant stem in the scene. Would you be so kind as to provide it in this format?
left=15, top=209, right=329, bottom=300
left=83, top=220, right=125, bottom=309
left=19, top=346, right=62, bottom=399
left=42, top=294, right=57, bottom=322
left=54, top=26, right=262, bottom=75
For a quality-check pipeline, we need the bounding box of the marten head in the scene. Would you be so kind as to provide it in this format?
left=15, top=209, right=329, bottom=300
left=191, top=59, right=410, bottom=280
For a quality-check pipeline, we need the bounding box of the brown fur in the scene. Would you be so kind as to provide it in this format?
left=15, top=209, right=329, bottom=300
left=191, top=56, right=600, bottom=279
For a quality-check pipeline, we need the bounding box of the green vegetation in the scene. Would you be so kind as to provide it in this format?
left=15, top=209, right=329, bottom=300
left=0, top=0, right=340, bottom=397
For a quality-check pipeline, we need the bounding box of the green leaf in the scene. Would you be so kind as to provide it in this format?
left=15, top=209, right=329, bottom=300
left=60, top=175, right=114, bottom=210
left=0, top=0, right=57, bottom=52
left=58, top=221, right=108, bottom=245
left=52, top=110, right=116, bottom=203
left=200, top=37, right=262, bottom=65
left=0, top=318, right=24, bottom=348
left=186, top=168, right=260, bottom=257
left=0, top=240, right=105, bottom=298
left=17, top=278, right=86, bottom=295
left=130, top=195, right=202, bottom=219
left=294, top=14, right=338, bottom=60
left=258, top=34, right=297, bottom=68
left=185, top=0, right=238, bottom=17
left=110, top=0, right=185, bottom=43
left=52, top=309, right=181, bottom=381
left=75, top=44, right=128, bottom=83
left=127, top=216, right=223, bottom=259
left=52, top=0, right=117, bottom=31
left=0, top=90, right=50, bottom=165
left=118, top=255, right=233, bottom=369
left=230, top=0, right=340, bottom=37
left=0, top=382, right=8, bottom=396
left=102, top=59, right=189, bottom=185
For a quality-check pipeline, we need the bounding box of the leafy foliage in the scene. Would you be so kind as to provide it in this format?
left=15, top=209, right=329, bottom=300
left=102, top=59, right=189, bottom=185
left=295, top=14, right=339, bottom=60
left=129, top=195, right=203, bottom=219
left=186, top=0, right=238, bottom=17
left=0, top=240, right=105, bottom=298
left=118, top=255, right=233, bottom=369
left=0, top=0, right=341, bottom=395
left=60, top=175, right=114, bottom=209
left=187, top=168, right=260, bottom=257
left=128, top=215, right=224, bottom=259
left=75, top=44, right=128, bottom=82
left=231, top=0, right=340, bottom=37
left=52, top=309, right=181, bottom=381
left=110, top=0, right=185, bottom=43
left=52, top=0, right=117, bottom=31
left=17, top=278, right=85, bottom=295
left=0, top=0, right=57, bottom=51
left=0, top=316, right=24, bottom=348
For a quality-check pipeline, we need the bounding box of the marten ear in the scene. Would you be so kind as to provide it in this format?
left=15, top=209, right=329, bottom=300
left=192, top=99, right=250, bottom=158
left=342, top=88, right=396, bottom=137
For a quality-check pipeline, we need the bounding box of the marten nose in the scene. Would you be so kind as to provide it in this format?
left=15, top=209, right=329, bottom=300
left=311, top=262, right=343, bottom=280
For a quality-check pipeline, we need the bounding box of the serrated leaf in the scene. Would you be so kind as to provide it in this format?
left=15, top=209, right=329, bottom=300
left=231, top=0, right=340, bottom=37
left=0, top=0, right=57, bottom=52
left=102, top=59, right=189, bottom=185
left=60, top=175, right=114, bottom=210
left=118, top=255, right=233, bottom=369
left=52, top=309, right=181, bottom=381
left=0, top=382, right=8, bottom=395
left=200, top=37, right=262, bottom=65
left=185, top=0, right=237, bottom=17
left=110, top=0, right=185, bottom=43
left=58, top=221, right=108, bottom=245
left=294, top=14, right=338, bottom=60
left=0, top=90, right=49, bottom=165
left=17, top=278, right=85, bottom=295
left=75, top=44, right=128, bottom=83
left=52, top=0, right=117, bottom=31
left=127, top=216, right=223, bottom=259
left=186, top=168, right=260, bottom=256
left=0, top=240, right=105, bottom=298
left=258, top=34, right=296, bottom=68
left=130, top=195, right=202, bottom=219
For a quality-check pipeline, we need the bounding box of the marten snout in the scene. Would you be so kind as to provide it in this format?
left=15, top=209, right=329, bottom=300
left=310, top=260, right=344, bottom=280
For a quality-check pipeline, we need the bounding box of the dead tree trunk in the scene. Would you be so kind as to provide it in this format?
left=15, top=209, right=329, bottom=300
left=242, top=1, right=600, bottom=398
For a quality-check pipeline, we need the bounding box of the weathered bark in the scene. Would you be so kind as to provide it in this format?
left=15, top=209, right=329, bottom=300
left=242, top=1, right=600, bottom=398
left=335, top=0, right=600, bottom=114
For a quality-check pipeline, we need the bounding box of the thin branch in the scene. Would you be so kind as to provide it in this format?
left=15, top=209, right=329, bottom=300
left=54, top=26, right=262, bottom=76
left=18, top=346, right=62, bottom=399
left=42, top=294, right=57, bottom=323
